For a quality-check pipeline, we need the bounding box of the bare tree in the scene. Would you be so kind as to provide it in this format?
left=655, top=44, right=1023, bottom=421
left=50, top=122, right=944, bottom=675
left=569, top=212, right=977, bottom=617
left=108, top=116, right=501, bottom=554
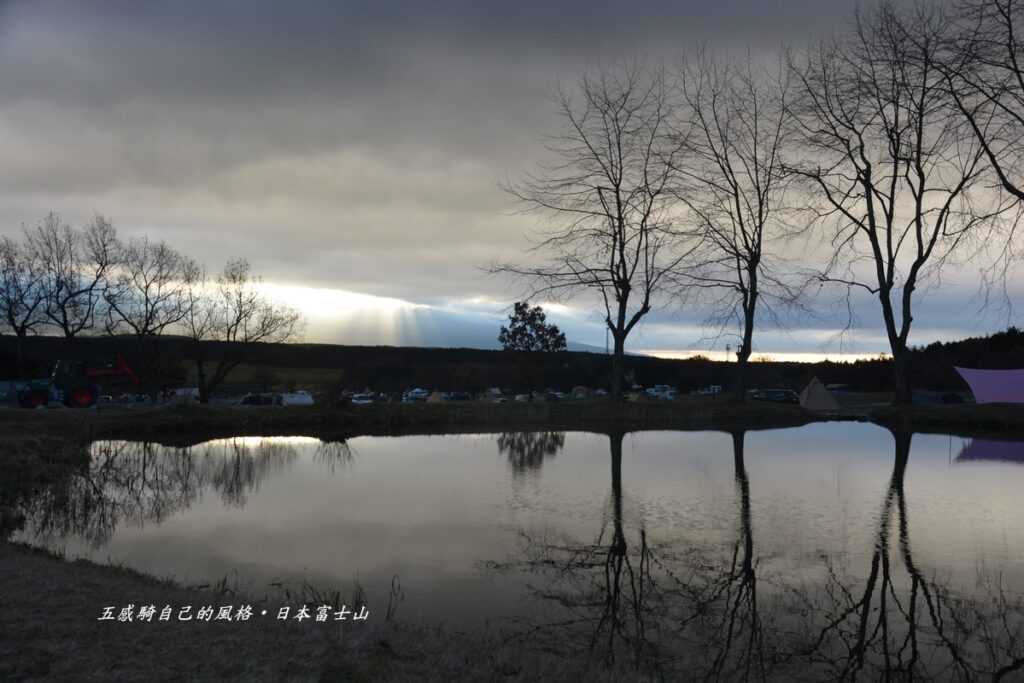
left=944, top=0, right=1024, bottom=202
left=0, top=236, right=47, bottom=377
left=104, top=236, right=200, bottom=337
left=183, top=259, right=302, bottom=403
left=27, top=212, right=119, bottom=338
left=931, top=0, right=1024, bottom=303
left=495, top=64, right=698, bottom=398
left=789, top=2, right=1007, bottom=404
left=672, top=53, right=801, bottom=402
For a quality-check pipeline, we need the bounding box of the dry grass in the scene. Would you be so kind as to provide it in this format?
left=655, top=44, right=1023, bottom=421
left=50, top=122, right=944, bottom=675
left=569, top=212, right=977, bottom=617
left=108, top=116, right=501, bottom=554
left=0, top=542, right=657, bottom=682
left=0, top=542, right=335, bottom=681
left=870, top=402, right=1024, bottom=437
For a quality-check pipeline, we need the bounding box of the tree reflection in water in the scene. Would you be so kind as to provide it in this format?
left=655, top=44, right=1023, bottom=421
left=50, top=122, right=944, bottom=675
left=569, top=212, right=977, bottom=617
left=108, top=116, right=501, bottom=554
left=800, top=431, right=1024, bottom=681
left=493, top=430, right=1024, bottom=681
left=315, top=439, right=355, bottom=475
left=8, top=437, right=349, bottom=548
left=497, top=431, right=565, bottom=478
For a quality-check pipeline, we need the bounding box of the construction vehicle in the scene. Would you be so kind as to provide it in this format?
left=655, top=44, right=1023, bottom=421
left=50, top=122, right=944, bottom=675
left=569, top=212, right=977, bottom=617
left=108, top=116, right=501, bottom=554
left=17, top=356, right=139, bottom=409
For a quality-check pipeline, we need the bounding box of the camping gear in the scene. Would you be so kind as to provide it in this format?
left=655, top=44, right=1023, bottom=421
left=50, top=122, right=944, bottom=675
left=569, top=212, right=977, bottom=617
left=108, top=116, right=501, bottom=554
left=954, top=367, right=1024, bottom=404
left=799, top=377, right=841, bottom=411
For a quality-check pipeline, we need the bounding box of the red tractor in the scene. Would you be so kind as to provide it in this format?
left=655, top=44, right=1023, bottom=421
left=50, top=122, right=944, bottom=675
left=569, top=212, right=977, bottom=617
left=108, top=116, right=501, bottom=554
left=17, top=356, right=139, bottom=408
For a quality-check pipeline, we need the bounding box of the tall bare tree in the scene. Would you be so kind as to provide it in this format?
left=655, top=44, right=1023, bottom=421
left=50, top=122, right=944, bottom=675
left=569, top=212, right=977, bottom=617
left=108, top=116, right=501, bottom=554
left=496, top=64, right=697, bottom=398
left=789, top=2, right=1006, bottom=404
left=27, top=212, right=119, bottom=338
left=672, top=54, right=801, bottom=401
left=183, top=259, right=302, bottom=403
left=104, top=237, right=200, bottom=337
left=0, top=236, right=47, bottom=377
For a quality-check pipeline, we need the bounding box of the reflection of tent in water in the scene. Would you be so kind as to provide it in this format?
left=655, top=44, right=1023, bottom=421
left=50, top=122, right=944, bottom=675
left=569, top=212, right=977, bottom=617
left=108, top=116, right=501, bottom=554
left=955, top=367, right=1024, bottom=404
left=799, top=377, right=841, bottom=411
left=956, top=438, right=1024, bottom=464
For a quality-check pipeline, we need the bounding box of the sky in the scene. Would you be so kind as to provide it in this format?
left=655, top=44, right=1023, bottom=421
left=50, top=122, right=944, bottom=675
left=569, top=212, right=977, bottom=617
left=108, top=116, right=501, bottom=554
left=0, top=0, right=1018, bottom=359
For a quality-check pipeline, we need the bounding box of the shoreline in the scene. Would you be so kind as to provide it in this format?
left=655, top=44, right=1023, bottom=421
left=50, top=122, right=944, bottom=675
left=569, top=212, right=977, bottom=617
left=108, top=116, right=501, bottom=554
left=1, top=398, right=1023, bottom=446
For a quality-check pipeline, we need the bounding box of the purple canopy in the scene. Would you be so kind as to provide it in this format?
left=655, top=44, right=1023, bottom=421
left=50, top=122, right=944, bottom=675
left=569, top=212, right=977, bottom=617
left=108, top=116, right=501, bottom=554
left=956, top=438, right=1024, bottom=464
left=954, top=366, right=1024, bottom=404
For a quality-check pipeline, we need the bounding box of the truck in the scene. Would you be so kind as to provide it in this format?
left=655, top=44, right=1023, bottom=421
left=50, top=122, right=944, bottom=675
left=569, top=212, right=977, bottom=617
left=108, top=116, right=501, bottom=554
left=17, top=356, right=139, bottom=409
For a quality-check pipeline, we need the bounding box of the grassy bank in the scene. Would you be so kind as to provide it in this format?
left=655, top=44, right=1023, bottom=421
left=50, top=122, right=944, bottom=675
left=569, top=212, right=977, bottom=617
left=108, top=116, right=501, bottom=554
left=869, top=402, right=1024, bottom=437
left=4, top=398, right=1024, bottom=448
left=0, top=541, right=650, bottom=682
left=0, top=397, right=822, bottom=446
left=0, top=542, right=334, bottom=681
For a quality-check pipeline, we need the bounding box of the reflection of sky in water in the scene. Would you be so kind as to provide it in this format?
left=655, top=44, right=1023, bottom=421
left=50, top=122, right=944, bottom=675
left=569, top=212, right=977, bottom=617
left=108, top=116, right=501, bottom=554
left=12, top=425, right=1024, bottom=627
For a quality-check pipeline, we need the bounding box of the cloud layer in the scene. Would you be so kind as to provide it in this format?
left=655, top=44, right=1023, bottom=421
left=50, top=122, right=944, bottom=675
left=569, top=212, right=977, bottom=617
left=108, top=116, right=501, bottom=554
left=0, top=0, right=1017, bottom=354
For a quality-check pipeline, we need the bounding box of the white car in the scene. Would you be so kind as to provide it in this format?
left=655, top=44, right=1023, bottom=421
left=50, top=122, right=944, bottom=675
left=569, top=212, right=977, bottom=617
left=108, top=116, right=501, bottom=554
left=646, top=385, right=677, bottom=400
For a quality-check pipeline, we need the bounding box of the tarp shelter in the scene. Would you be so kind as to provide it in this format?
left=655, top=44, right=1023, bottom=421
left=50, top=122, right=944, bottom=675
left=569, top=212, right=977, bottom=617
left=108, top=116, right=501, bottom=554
left=799, top=377, right=841, bottom=411
left=954, top=367, right=1024, bottom=404
left=956, top=438, right=1024, bottom=464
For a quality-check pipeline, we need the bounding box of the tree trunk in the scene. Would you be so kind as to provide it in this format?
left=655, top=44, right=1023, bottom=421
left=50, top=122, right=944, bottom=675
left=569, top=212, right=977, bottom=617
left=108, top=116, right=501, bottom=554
left=880, top=290, right=911, bottom=406
left=15, top=332, right=25, bottom=380
left=732, top=322, right=753, bottom=403
left=891, top=430, right=911, bottom=491
left=609, top=430, right=626, bottom=556
left=610, top=334, right=626, bottom=400
left=731, top=430, right=754, bottom=576
left=733, top=282, right=757, bottom=403
left=891, top=347, right=912, bottom=406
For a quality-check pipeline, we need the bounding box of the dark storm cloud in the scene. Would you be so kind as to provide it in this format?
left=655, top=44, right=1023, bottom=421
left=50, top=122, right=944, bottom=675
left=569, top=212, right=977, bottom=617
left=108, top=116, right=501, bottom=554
left=9, top=0, right=989, bottom=354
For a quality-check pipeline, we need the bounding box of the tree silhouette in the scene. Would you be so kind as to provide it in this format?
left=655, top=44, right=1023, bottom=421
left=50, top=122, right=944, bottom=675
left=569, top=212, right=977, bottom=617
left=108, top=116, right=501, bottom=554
left=498, top=302, right=567, bottom=353
left=493, top=64, right=699, bottom=398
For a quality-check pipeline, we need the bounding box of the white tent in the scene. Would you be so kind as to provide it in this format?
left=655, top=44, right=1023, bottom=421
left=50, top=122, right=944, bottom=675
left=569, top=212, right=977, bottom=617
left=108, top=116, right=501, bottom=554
left=800, top=377, right=841, bottom=411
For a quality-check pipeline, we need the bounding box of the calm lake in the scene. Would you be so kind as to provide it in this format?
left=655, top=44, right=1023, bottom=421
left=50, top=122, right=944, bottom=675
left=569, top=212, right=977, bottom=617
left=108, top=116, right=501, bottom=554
left=11, top=423, right=1024, bottom=679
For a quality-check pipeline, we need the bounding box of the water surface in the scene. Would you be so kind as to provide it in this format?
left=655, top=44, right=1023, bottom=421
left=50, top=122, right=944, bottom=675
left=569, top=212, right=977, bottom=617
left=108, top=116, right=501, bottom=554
left=11, top=424, right=1024, bottom=679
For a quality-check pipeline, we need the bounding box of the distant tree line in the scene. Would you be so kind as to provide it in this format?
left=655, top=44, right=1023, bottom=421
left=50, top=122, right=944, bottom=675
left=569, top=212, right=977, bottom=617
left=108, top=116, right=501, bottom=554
left=0, top=212, right=302, bottom=401
left=496, top=0, right=1024, bottom=405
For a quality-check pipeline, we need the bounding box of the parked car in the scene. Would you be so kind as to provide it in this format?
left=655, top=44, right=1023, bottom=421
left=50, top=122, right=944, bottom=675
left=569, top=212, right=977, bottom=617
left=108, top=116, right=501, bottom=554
left=238, top=392, right=282, bottom=406
left=750, top=389, right=799, bottom=404
left=280, top=390, right=314, bottom=406
left=350, top=392, right=376, bottom=405
left=514, top=394, right=530, bottom=402
left=645, top=385, right=677, bottom=400
left=402, top=388, right=430, bottom=402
